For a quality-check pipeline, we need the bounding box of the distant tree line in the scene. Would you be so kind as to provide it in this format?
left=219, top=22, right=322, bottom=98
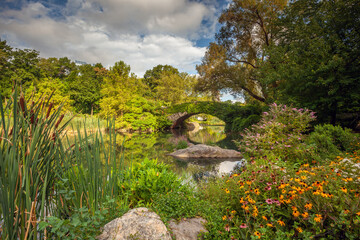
left=0, top=40, right=210, bottom=132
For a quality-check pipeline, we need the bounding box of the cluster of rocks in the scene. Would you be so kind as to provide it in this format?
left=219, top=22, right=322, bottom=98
left=97, top=208, right=207, bottom=240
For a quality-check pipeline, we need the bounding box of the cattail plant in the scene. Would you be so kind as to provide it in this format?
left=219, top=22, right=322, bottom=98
left=0, top=87, right=70, bottom=239
left=1, top=87, right=125, bottom=239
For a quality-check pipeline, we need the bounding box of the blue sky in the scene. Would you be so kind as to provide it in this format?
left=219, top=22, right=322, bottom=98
left=0, top=0, right=240, bottom=101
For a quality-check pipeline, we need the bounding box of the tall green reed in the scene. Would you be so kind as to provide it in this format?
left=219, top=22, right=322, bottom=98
left=57, top=118, right=125, bottom=216
left=1, top=87, right=125, bottom=239
left=0, top=88, right=70, bottom=239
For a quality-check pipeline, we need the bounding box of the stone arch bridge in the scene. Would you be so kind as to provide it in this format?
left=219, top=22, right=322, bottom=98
left=166, top=101, right=263, bottom=131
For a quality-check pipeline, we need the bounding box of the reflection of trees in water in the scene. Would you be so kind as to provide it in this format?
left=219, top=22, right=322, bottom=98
left=187, top=125, right=226, bottom=144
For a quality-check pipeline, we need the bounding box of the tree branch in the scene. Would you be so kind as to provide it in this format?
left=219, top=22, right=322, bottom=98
left=241, top=85, right=266, bottom=102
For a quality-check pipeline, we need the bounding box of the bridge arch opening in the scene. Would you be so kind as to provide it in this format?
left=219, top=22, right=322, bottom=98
left=185, top=114, right=226, bottom=144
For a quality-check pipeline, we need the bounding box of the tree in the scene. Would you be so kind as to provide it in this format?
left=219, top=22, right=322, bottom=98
left=0, top=40, right=41, bottom=98
left=0, top=40, right=13, bottom=98
left=99, top=61, right=142, bottom=119
left=196, top=0, right=287, bottom=102
left=143, top=65, right=179, bottom=92
left=262, top=0, right=360, bottom=124
left=69, top=64, right=106, bottom=114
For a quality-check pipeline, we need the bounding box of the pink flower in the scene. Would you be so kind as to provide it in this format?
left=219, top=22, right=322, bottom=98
left=240, top=224, right=248, bottom=229
left=266, top=199, right=273, bottom=204
left=265, top=186, right=272, bottom=191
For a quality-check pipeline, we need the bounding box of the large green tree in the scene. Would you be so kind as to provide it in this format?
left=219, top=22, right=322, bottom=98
left=196, top=0, right=287, bottom=102
left=0, top=40, right=41, bottom=98
left=262, top=0, right=360, bottom=124
left=69, top=63, right=106, bottom=114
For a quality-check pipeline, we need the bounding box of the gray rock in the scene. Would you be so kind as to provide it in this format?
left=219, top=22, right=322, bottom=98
left=97, top=208, right=171, bottom=240
left=170, top=144, right=242, bottom=159
left=169, top=218, right=208, bottom=240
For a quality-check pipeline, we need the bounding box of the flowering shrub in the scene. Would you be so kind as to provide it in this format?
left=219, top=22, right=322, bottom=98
left=237, top=103, right=317, bottom=163
left=201, top=151, right=360, bottom=239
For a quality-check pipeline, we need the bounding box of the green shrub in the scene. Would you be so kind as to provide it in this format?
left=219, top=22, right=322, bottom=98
left=122, top=159, right=183, bottom=205
left=152, top=188, right=201, bottom=221
left=231, top=114, right=261, bottom=133
left=237, top=103, right=317, bottom=164
left=39, top=199, right=126, bottom=240
left=308, top=124, right=358, bottom=158
left=176, top=140, right=188, bottom=149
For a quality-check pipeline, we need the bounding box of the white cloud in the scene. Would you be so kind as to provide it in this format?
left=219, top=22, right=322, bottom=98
left=0, top=0, right=219, bottom=76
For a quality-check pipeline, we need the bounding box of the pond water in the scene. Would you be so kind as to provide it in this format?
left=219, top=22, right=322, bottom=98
left=118, top=124, right=245, bottom=181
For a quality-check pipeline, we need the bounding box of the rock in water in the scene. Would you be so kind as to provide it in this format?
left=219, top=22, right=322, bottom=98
left=169, top=144, right=242, bottom=159
left=169, top=218, right=208, bottom=240
left=97, top=208, right=171, bottom=240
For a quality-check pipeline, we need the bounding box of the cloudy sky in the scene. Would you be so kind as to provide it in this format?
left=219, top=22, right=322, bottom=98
left=0, top=0, right=230, bottom=77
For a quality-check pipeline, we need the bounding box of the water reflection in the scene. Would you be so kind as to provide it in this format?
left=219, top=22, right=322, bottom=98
left=118, top=124, right=244, bottom=181
left=65, top=124, right=244, bottom=181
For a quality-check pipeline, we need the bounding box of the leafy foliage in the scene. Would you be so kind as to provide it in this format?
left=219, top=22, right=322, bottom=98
left=237, top=103, right=316, bottom=163
left=262, top=0, right=360, bottom=124
left=121, top=159, right=183, bottom=205
left=307, top=124, right=358, bottom=158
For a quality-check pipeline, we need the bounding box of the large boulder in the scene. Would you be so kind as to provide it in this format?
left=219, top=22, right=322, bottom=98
left=97, top=208, right=171, bottom=240
left=169, top=144, right=242, bottom=159
left=169, top=218, right=208, bottom=240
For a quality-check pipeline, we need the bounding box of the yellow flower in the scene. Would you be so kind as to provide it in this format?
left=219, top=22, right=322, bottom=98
left=231, top=210, right=236, bottom=215
left=225, top=188, right=230, bottom=194
left=341, top=187, right=347, bottom=193
left=266, top=223, right=274, bottom=227
left=304, top=203, right=312, bottom=210
left=254, top=231, right=261, bottom=239
left=314, top=214, right=322, bottom=223
left=296, top=227, right=303, bottom=233
left=302, top=212, right=309, bottom=218
left=293, top=210, right=300, bottom=217
left=262, top=216, right=268, bottom=221
left=254, top=188, right=260, bottom=195
left=277, top=220, right=285, bottom=226
left=222, top=215, right=227, bottom=221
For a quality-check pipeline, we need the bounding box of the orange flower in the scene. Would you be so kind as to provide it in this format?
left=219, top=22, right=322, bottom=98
left=304, top=203, right=312, bottom=210
left=341, top=187, right=347, bottom=193
left=293, top=210, right=300, bottom=217
left=302, top=212, right=309, bottom=218
left=296, top=227, right=303, bottom=233
left=266, top=223, right=274, bottom=227
left=357, top=212, right=360, bottom=216
left=254, top=231, right=261, bottom=239
left=314, top=214, right=322, bottom=223
left=262, top=216, right=268, bottom=221
left=277, top=220, right=285, bottom=226
left=222, top=215, right=227, bottom=221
